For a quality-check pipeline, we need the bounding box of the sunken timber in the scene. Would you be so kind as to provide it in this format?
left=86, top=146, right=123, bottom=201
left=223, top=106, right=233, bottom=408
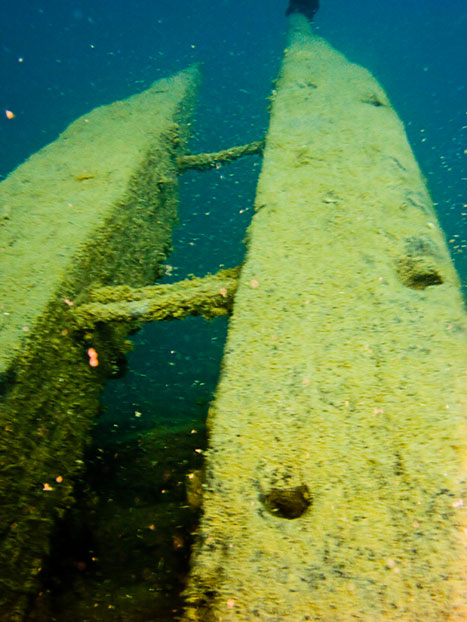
left=183, top=15, right=467, bottom=621
left=0, top=65, right=199, bottom=619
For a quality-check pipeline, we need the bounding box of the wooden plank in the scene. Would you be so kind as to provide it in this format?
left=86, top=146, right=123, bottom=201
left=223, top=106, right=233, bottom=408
left=0, top=65, right=199, bottom=619
left=183, top=16, right=467, bottom=621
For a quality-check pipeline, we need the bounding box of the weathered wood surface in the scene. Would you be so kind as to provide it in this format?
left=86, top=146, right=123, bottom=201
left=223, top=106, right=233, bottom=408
left=0, top=65, right=200, bottom=620
left=183, top=16, right=467, bottom=622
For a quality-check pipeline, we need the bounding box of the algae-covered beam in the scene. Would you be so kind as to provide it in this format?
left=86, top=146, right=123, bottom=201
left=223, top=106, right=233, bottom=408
left=72, top=267, right=240, bottom=329
left=183, top=15, right=467, bottom=622
left=0, top=65, right=200, bottom=620
left=177, top=139, right=264, bottom=171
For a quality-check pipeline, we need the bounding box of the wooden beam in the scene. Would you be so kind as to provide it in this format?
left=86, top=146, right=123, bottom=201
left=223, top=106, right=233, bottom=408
left=183, top=15, right=467, bottom=621
left=178, top=139, right=264, bottom=171
left=72, top=267, right=240, bottom=329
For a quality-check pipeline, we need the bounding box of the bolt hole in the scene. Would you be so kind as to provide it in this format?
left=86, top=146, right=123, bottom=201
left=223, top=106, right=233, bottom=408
left=361, top=94, right=385, bottom=107
left=261, top=484, right=311, bottom=519
left=396, top=257, right=443, bottom=290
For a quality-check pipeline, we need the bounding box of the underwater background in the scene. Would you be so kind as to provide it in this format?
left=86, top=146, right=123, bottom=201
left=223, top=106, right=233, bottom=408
left=1, top=0, right=466, bottom=618
left=2, top=0, right=466, bottom=432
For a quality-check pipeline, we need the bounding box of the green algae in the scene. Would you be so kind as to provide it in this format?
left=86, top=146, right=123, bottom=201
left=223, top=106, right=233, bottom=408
left=72, top=267, right=240, bottom=329
left=0, top=66, right=200, bottom=620
left=28, top=422, right=207, bottom=622
left=183, top=17, right=467, bottom=621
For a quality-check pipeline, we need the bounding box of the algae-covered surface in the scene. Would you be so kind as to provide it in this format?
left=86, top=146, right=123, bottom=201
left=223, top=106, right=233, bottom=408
left=29, top=421, right=207, bottom=622
left=184, top=16, right=467, bottom=621
left=0, top=66, right=199, bottom=620
left=0, top=65, right=199, bottom=376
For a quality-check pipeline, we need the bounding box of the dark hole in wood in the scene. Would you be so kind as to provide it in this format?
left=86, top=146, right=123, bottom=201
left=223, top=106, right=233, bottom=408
left=262, top=484, right=311, bottom=519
